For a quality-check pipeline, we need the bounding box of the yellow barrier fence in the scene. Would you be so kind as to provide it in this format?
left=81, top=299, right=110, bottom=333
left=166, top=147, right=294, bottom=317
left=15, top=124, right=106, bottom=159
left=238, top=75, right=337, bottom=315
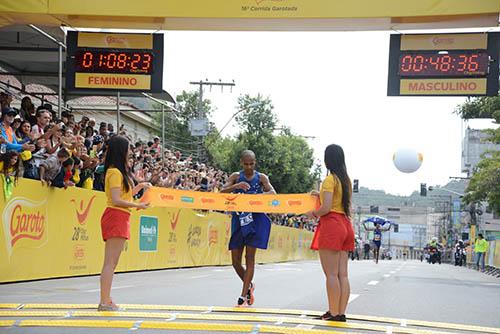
left=0, top=179, right=316, bottom=283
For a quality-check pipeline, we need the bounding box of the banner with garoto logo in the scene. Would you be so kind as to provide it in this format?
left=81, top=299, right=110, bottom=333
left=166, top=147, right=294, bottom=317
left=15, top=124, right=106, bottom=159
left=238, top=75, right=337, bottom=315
left=0, top=179, right=316, bottom=283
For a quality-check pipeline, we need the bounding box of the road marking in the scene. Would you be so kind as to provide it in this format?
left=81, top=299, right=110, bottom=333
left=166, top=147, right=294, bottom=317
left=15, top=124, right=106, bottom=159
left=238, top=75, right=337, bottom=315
left=190, top=275, right=211, bottom=279
left=367, top=281, right=379, bottom=285
left=386, top=325, right=393, bottom=333
left=4, top=303, right=499, bottom=334
left=0, top=320, right=15, bottom=327
left=0, top=315, right=451, bottom=334
left=201, top=306, right=213, bottom=314
left=129, top=320, right=142, bottom=331
left=0, top=304, right=20, bottom=309
left=348, top=294, right=359, bottom=303
left=390, top=271, right=396, bottom=274
left=383, top=274, right=391, bottom=278
left=249, top=324, right=261, bottom=334
left=295, top=324, right=315, bottom=329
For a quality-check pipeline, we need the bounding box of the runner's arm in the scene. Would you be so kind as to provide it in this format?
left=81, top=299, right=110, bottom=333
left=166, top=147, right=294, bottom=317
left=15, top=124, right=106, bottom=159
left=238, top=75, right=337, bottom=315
left=363, top=222, right=374, bottom=231
left=220, top=173, right=248, bottom=193
left=260, top=173, right=276, bottom=194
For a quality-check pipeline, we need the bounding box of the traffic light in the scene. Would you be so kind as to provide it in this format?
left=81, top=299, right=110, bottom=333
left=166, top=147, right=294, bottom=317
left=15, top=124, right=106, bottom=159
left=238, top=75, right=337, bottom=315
left=420, top=183, right=427, bottom=196
left=393, top=223, right=399, bottom=233
left=353, top=179, right=359, bottom=193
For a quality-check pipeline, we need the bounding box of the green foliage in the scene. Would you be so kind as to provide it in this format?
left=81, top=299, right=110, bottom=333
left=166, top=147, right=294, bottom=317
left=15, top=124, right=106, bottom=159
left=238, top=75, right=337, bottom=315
left=175, top=90, right=213, bottom=123
left=235, top=94, right=277, bottom=136
left=151, top=90, right=213, bottom=156
left=207, top=94, right=319, bottom=193
left=463, top=150, right=500, bottom=215
left=455, top=96, right=500, bottom=122
left=455, top=95, right=500, bottom=213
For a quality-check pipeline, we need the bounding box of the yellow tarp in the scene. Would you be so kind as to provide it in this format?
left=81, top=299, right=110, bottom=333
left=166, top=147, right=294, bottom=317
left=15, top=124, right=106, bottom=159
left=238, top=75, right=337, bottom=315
left=0, top=0, right=498, bottom=30
left=0, top=178, right=316, bottom=283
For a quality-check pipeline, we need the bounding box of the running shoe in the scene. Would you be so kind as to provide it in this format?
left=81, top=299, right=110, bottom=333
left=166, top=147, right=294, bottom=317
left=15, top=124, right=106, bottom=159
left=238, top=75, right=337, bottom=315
left=236, top=297, right=249, bottom=307
left=315, top=312, right=346, bottom=322
left=314, top=311, right=331, bottom=320
left=246, top=282, right=255, bottom=305
left=326, top=314, right=346, bottom=322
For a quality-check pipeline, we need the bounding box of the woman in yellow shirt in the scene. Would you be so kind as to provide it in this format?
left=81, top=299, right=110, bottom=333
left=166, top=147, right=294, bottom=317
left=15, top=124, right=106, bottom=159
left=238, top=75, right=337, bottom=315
left=306, top=144, right=354, bottom=322
left=99, top=135, right=151, bottom=312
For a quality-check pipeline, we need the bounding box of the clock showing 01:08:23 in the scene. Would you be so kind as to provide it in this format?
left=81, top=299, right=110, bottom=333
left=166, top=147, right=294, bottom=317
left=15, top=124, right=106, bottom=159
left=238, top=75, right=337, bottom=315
left=75, top=50, right=154, bottom=74
left=398, top=51, right=489, bottom=77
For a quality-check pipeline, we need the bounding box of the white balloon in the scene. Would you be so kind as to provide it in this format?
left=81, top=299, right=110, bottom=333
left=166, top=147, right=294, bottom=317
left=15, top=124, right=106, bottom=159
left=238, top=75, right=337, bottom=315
left=393, top=148, right=423, bottom=173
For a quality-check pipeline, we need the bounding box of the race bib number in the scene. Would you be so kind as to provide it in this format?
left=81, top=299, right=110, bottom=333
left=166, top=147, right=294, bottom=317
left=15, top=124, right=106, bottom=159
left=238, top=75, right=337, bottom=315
left=239, top=212, right=254, bottom=227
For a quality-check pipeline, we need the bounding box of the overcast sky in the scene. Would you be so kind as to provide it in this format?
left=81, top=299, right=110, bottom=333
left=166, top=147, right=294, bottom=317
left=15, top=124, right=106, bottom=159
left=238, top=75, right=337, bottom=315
left=162, top=30, right=498, bottom=196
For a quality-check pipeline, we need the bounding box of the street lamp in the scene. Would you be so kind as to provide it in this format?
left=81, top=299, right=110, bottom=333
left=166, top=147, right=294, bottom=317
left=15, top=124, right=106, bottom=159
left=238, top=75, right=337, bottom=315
left=216, top=101, right=263, bottom=137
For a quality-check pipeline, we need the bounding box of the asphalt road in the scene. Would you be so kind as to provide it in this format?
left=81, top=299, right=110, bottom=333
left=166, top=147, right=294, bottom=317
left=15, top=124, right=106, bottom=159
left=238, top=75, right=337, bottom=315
left=0, top=259, right=499, bottom=333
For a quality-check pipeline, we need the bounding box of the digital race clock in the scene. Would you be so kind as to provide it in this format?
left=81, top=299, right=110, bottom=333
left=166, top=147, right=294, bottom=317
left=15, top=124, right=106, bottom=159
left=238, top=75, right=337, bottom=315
left=75, top=50, right=153, bottom=74
left=398, top=51, right=489, bottom=77
left=387, top=32, right=499, bottom=97
left=66, top=31, right=164, bottom=94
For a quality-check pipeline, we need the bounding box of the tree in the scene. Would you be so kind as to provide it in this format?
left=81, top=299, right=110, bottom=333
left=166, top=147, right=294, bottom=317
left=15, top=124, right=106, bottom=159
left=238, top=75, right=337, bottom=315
left=207, top=94, right=319, bottom=193
left=455, top=97, right=500, bottom=215
left=462, top=151, right=500, bottom=215
left=235, top=94, right=277, bottom=136
left=152, top=90, right=214, bottom=157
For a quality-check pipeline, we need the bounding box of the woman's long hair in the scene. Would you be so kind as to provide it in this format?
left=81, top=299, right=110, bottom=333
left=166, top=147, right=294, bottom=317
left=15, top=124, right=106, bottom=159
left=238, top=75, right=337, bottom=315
left=0, top=151, right=20, bottom=184
left=324, top=144, right=352, bottom=217
left=104, top=135, right=132, bottom=192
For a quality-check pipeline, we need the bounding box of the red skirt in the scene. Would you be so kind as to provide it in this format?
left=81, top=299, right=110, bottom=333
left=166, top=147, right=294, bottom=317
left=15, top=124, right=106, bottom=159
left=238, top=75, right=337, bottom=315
left=101, top=207, right=131, bottom=241
left=311, top=212, right=355, bottom=251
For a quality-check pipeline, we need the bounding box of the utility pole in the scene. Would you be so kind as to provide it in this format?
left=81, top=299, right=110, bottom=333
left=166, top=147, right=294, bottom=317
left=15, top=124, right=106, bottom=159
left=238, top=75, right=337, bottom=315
left=189, top=79, right=235, bottom=162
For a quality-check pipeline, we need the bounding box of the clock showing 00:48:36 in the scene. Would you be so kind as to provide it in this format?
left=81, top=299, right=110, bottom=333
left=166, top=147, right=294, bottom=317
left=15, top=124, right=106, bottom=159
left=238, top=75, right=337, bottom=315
left=398, top=51, right=489, bottom=77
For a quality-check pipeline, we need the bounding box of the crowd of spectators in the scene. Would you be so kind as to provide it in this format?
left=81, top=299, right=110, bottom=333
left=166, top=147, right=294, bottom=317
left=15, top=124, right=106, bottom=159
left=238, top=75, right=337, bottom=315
left=0, top=90, right=313, bottom=231
left=0, top=91, right=228, bottom=193
left=270, top=214, right=316, bottom=232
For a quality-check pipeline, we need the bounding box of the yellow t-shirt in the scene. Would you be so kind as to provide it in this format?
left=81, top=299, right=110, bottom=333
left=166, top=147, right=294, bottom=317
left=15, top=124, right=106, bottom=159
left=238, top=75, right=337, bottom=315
left=320, top=173, right=347, bottom=214
left=0, top=161, right=14, bottom=174
left=105, top=167, right=133, bottom=213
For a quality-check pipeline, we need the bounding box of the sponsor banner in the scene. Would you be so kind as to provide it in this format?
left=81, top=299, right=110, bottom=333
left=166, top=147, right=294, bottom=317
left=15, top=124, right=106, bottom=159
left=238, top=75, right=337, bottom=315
left=46, top=1, right=500, bottom=19
left=2, top=197, right=48, bottom=258
left=400, top=78, right=487, bottom=95
left=400, top=33, right=488, bottom=51
left=0, top=178, right=316, bottom=283
left=75, top=73, right=151, bottom=90
left=141, top=187, right=318, bottom=214
left=139, top=216, right=158, bottom=252
left=77, top=32, right=153, bottom=49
